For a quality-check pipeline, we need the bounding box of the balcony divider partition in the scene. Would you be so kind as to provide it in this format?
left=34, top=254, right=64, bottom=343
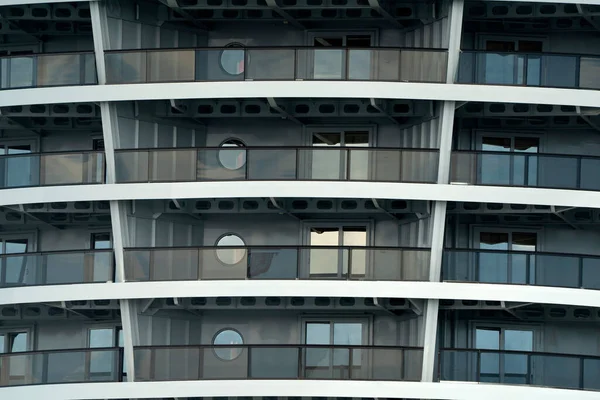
left=114, top=147, right=439, bottom=184
left=134, top=345, right=424, bottom=382
left=439, top=348, right=600, bottom=391
left=104, top=47, right=449, bottom=84
left=123, top=246, right=431, bottom=282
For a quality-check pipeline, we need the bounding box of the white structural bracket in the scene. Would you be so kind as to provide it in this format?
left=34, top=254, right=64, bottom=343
left=421, top=0, right=464, bottom=383
left=90, top=1, right=139, bottom=383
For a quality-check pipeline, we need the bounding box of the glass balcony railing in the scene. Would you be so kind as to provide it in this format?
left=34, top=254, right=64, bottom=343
left=0, top=52, right=97, bottom=90
left=450, top=151, right=600, bottom=190
left=105, top=47, right=448, bottom=84
left=440, top=348, right=600, bottom=391
left=0, top=249, right=114, bottom=288
left=134, top=345, right=423, bottom=382
left=0, top=347, right=122, bottom=387
left=0, top=151, right=105, bottom=189
left=458, top=51, right=600, bottom=89
left=114, top=147, right=438, bottom=184
left=442, top=249, right=600, bottom=289
left=124, top=246, right=430, bottom=282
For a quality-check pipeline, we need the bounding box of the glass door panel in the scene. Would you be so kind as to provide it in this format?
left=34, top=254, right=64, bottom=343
left=89, top=328, right=115, bottom=381
left=343, top=227, right=367, bottom=278
left=478, top=232, right=509, bottom=283
left=347, top=36, right=372, bottom=80
left=510, top=232, right=536, bottom=284
left=480, top=137, right=511, bottom=185
left=311, top=132, right=342, bottom=180
left=503, top=330, right=533, bottom=384
left=476, top=328, right=500, bottom=383
left=345, top=131, right=369, bottom=181
left=313, top=38, right=344, bottom=80
left=91, top=233, right=112, bottom=282
left=2, top=238, right=29, bottom=286
left=309, top=228, right=339, bottom=277
left=333, top=323, right=363, bottom=378
left=305, top=323, right=331, bottom=378
left=513, top=137, right=539, bottom=186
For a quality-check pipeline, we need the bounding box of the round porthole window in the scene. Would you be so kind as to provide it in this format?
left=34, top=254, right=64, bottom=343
left=218, top=139, right=246, bottom=170
left=216, top=233, right=246, bottom=265
left=213, top=329, right=244, bottom=361
left=220, top=43, right=245, bottom=76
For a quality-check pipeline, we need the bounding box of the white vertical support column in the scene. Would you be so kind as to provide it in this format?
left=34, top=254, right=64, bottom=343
left=90, top=0, right=139, bottom=382
left=421, top=0, right=464, bottom=383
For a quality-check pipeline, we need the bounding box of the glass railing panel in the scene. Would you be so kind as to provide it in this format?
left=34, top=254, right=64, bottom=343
left=0, top=154, right=40, bottom=188
left=582, top=257, right=600, bottom=290
left=250, top=347, right=300, bottom=378
left=36, top=53, right=97, bottom=87
left=196, top=48, right=245, bottom=82
left=1, top=254, right=38, bottom=287
left=371, top=49, right=401, bottom=81
left=458, top=51, right=599, bottom=89
left=1, top=53, right=96, bottom=89
left=245, top=48, right=296, bottom=80
left=246, top=148, right=297, bottom=179
left=44, top=250, right=113, bottom=285
left=150, top=149, right=196, bottom=182
left=199, top=247, right=247, bottom=279
left=443, top=250, right=593, bottom=288
left=197, top=148, right=246, bottom=180
left=580, top=57, right=600, bottom=89
left=543, top=55, right=578, bottom=88
left=400, top=50, right=448, bottom=83
left=134, top=345, right=423, bottom=382
left=0, top=250, right=114, bottom=287
left=450, top=151, right=600, bottom=190
left=147, top=50, right=195, bottom=82
left=125, top=246, right=431, bottom=282
left=40, top=152, right=104, bottom=185
left=440, top=349, right=598, bottom=391
left=0, top=348, right=120, bottom=387
left=580, top=157, right=600, bottom=191
left=247, top=248, right=298, bottom=279
left=115, top=150, right=149, bottom=182
left=105, top=51, right=147, bottom=84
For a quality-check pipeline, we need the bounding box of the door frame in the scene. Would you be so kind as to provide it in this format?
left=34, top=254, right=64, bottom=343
left=302, top=125, right=376, bottom=180
left=302, top=220, right=374, bottom=278
left=469, top=321, right=542, bottom=384
left=299, top=316, right=372, bottom=379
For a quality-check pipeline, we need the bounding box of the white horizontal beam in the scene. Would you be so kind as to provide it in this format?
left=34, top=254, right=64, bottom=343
left=2, top=281, right=600, bottom=308
left=1, top=380, right=599, bottom=400
left=3, top=181, right=600, bottom=209
left=1, top=82, right=598, bottom=108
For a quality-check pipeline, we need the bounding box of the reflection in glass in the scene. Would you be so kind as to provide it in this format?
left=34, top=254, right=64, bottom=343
left=220, top=48, right=245, bottom=76
left=215, top=234, right=246, bottom=265
left=218, top=139, right=246, bottom=170
left=213, top=329, right=243, bottom=361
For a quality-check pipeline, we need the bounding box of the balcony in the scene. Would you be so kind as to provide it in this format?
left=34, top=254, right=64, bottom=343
left=442, top=249, right=600, bottom=290
left=458, top=51, right=600, bottom=90
left=0, top=249, right=114, bottom=288
left=134, top=345, right=423, bottom=382
left=124, top=246, right=430, bottom=281
left=114, top=147, right=438, bottom=183
left=450, top=150, right=600, bottom=190
left=0, top=347, right=122, bottom=387
left=104, top=47, right=448, bottom=84
left=440, top=348, right=600, bottom=391
left=0, top=151, right=105, bottom=189
left=0, top=52, right=97, bottom=90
